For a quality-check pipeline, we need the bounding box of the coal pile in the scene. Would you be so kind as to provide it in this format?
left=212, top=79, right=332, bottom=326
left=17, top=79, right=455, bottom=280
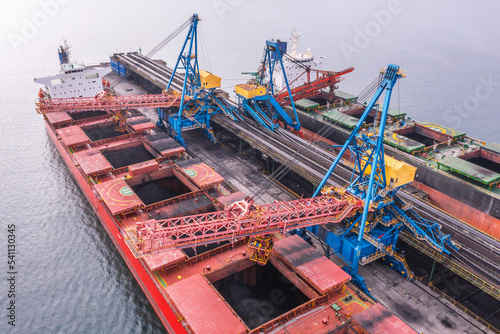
left=83, top=124, right=123, bottom=141
left=214, top=263, right=309, bottom=329
left=70, top=110, right=107, bottom=120
left=102, top=145, right=154, bottom=169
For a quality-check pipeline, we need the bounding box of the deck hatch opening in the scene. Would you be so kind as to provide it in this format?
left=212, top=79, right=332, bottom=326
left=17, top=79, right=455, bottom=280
left=131, top=176, right=191, bottom=205
left=351, top=112, right=375, bottom=124
left=70, top=110, right=107, bottom=120
left=394, top=124, right=454, bottom=147
left=466, top=157, right=500, bottom=174
left=82, top=122, right=125, bottom=141
left=212, top=261, right=310, bottom=330
left=459, top=149, right=500, bottom=174
left=403, top=132, right=435, bottom=147
left=101, top=144, right=155, bottom=169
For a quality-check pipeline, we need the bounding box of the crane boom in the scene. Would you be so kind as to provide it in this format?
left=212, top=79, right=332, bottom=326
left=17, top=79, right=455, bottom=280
left=127, top=193, right=364, bottom=256
left=274, top=67, right=354, bottom=105
left=36, top=93, right=181, bottom=113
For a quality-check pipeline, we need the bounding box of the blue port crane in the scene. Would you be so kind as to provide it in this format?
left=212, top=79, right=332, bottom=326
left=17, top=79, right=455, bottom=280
left=158, top=14, right=241, bottom=147
left=301, top=64, right=458, bottom=293
left=235, top=40, right=301, bottom=132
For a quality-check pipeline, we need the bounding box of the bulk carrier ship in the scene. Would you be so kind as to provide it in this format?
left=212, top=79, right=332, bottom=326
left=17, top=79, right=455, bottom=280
left=35, top=15, right=500, bottom=334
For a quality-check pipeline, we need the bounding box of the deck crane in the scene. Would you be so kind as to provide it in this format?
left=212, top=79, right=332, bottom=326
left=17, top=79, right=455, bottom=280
left=235, top=40, right=301, bottom=132
left=128, top=191, right=364, bottom=260
left=237, top=40, right=354, bottom=132
left=273, top=66, right=354, bottom=106
left=125, top=64, right=459, bottom=296
left=161, top=14, right=242, bottom=147
left=267, top=44, right=354, bottom=107
left=38, top=14, right=241, bottom=145
left=35, top=93, right=181, bottom=114
left=304, top=64, right=458, bottom=290
left=35, top=91, right=183, bottom=133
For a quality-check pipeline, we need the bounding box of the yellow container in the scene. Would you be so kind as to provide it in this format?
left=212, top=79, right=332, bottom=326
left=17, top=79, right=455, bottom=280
left=360, top=152, right=416, bottom=188
left=235, top=84, right=266, bottom=99
left=199, top=70, right=221, bottom=89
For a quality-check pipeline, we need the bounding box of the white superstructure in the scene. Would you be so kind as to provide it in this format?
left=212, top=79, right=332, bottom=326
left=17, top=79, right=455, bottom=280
left=34, top=40, right=110, bottom=98
left=270, top=29, right=325, bottom=92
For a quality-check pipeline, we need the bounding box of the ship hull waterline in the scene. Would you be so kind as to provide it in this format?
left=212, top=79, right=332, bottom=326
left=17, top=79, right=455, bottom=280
left=45, top=121, right=186, bottom=334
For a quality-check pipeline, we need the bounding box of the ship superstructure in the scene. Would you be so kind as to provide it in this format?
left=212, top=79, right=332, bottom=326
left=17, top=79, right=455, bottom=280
left=34, top=39, right=110, bottom=98
left=267, top=29, right=325, bottom=92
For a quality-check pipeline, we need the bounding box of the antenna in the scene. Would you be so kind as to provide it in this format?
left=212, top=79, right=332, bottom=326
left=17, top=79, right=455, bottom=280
left=290, top=28, right=301, bottom=56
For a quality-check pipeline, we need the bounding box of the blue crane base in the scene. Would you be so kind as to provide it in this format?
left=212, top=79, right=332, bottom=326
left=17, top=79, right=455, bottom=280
left=156, top=119, right=167, bottom=131
left=166, top=115, right=217, bottom=148
left=238, top=94, right=300, bottom=132
left=156, top=108, right=167, bottom=130
left=158, top=93, right=238, bottom=147
left=293, top=228, right=373, bottom=297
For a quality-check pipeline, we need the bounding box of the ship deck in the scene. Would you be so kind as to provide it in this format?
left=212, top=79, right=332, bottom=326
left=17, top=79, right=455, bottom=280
left=322, top=108, right=363, bottom=129
left=384, top=130, right=425, bottom=153
left=39, top=70, right=496, bottom=333
left=43, top=100, right=422, bottom=333
left=438, top=155, right=500, bottom=186
left=317, top=103, right=500, bottom=196
left=418, top=121, right=466, bottom=139
left=151, top=234, right=417, bottom=334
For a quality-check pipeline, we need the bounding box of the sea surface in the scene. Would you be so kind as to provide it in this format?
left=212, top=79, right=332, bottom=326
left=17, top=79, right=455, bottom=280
left=0, top=1, right=499, bottom=333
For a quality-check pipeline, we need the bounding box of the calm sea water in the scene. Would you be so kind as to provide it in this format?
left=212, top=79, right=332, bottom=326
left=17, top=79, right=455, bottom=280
left=1, top=1, right=499, bottom=333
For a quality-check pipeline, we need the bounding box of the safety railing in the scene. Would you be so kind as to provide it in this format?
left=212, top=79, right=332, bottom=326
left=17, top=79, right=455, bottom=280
left=392, top=251, right=413, bottom=279
left=359, top=250, right=385, bottom=265
left=428, top=283, right=500, bottom=334
left=90, top=132, right=140, bottom=147
left=249, top=296, right=335, bottom=334
left=400, top=233, right=500, bottom=300
left=143, top=190, right=207, bottom=212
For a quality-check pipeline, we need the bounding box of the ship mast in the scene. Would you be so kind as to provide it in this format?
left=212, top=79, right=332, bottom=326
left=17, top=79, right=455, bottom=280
left=58, top=38, right=71, bottom=69
left=290, top=28, right=301, bottom=57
